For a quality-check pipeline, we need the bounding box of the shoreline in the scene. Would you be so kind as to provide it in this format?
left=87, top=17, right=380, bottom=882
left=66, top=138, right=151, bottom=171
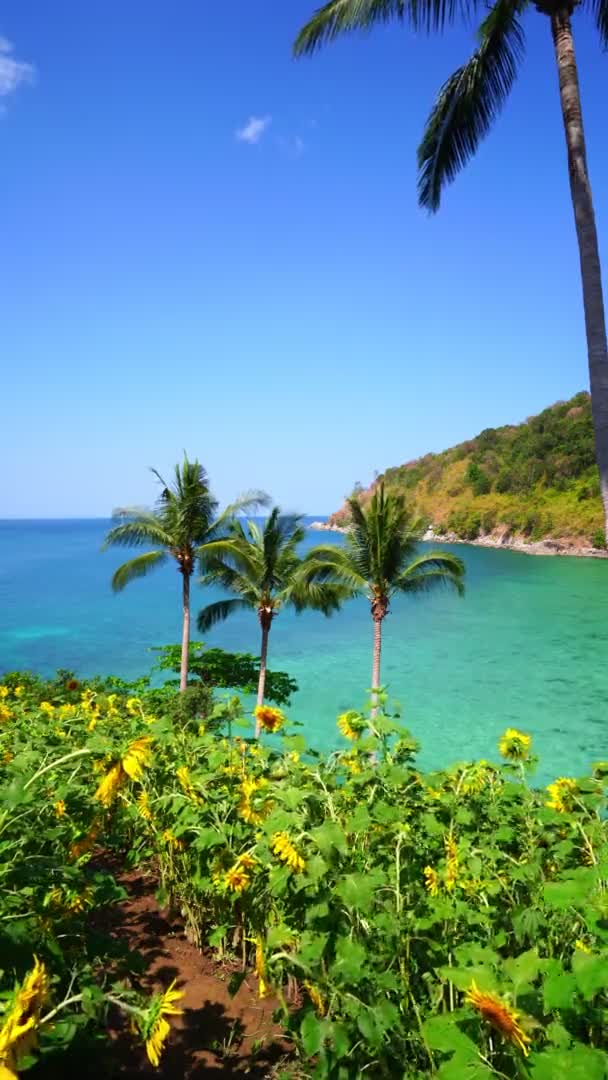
left=307, top=520, right=608, bottom=559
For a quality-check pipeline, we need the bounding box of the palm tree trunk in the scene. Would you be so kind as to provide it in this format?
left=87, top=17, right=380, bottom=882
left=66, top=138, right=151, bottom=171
left=551, top=10, right=608, bottom=536
left=371, top=617, right=382, bottom=717
left=255, top=613, right=271, bottom=736
left=180, top=572, right=191, bottom=694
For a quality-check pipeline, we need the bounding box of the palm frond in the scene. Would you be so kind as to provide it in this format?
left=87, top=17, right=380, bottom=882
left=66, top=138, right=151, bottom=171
left=395, top=551, right=465, bottom=595
left=212, top=490, right=271, bottom=533
left=586, top=0, right=608, bottom=46
left=301, top=547, right=369, bottom=592
left=196, top=598, right=252, bottom=633
left=418, top=0, right=525, bottom=211
left=294, top=0, right=470, bottom=55
left=288, top=579, right=357, bottom=614
left=111, top=551, right=168, bottom=592
left=102, top=519, right=173, bottom=550
left=197, top=537, right=261, bottom=580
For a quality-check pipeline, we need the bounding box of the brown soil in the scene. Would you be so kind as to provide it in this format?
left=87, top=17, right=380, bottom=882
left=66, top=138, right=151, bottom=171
left=38, top=866, right=295, bottom=1079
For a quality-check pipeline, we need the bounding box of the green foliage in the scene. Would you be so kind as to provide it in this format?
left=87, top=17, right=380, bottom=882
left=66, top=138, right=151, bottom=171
left=306, top=482, right=465, bottom=609
left=376, top=394, right=603, bottom=541
left=591, top=529, right=606, bottom=550
left=2, top=675, right=608, bottom=1076
left=197, top=507, right=350, bottom=634
left=465, top=462, right=492, bottom=496
left=152, top=642, right=298, bottom=706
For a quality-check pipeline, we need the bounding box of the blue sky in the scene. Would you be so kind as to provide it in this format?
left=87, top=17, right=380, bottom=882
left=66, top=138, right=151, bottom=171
left=3, top=2, right=608, bottom=517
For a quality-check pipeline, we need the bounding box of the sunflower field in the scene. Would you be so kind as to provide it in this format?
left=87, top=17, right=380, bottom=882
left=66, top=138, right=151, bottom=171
left=1, top=672, right=608, bottom=1079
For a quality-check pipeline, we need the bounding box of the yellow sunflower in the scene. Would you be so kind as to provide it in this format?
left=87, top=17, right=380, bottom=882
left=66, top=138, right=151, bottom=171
left=144, top=981, right=183, bottom=1067
left=253, top=705, right=285, bottom=733
left=423, top=866, right=440, bottom=897
left=94, top=762, right=124, bottom=808
left=122, top=736, right=152, bottom=781
left=255, top=936, right=269, bottom=999
left=466, top=980, right=531, bottom=1055
left=271, top=831, right=306, bottom=873
left=337, top=711, right=364, bottom=741
left=546, top=777, right=578, bottom=813
left=0, top=957, right=49, bottom=1075
left=304, top=980, right=326, bottom=1016
left=498, top=728, right=532, bottom=762
left=444, top=830, right=459, bottom=892
left=224, top=863, right=251, bottom=893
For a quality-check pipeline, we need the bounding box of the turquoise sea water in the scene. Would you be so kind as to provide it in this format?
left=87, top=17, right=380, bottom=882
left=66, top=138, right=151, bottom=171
left=1, top=518, right=607, bottom=781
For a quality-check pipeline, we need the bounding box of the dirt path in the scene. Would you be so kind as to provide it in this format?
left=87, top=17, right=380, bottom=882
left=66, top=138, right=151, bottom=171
left=39, top=867, right=294, bottom=1078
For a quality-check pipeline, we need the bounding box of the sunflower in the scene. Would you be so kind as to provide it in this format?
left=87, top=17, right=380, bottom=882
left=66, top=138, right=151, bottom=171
left=423, top=866, right=440, bottom=897
left=65, top=678, right=79, bottom=692
left=224, top=863, right=251, bottom=893
left=126, top=697, right=142, bottom=716
left=498, top=729, right=532, bottom=762
left=69, top=824, right=99, bottom=860
left=0, top=957, right=49, bottom=1074
left=465, top=980, right=531, bottom=1055
left=13, top=687, right=23, bottom=698
left=144, top=981, right=183, bottom=1067
left=271, top=832, right=306, bottom=873
left=575, top=939, right=592, bottom=953
left=255, top=937, right=269, bottom=999
left=54, top=800, right=66, bottom=817
left=337, top=710, right=364, bottom=741
left=39, top=702, right=55, bottom=716
left=460, top=760, right=494, bottom=795
left=444, top=830, right=459, bottom=892
left=0, top=687, right=7, bottom=699
left=122, top=736, right=152, bottom=781
left=176, top=765, right=201, bottom=804
left=546, top=777, right=578, bottom=813
left=94, top=762, right=124, bottom=808
left=137, top=791, right=152, bottom=821
left=253, top=705, right=285, bottom=733
left=304, top=980, right=326, bottom=1016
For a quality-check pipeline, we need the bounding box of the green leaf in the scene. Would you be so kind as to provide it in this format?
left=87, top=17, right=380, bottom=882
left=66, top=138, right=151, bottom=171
left=542, top=962, right=577, bottom=1011
left=300, top=1010, right=323, bottom=1056
left=310, top=820, right=348, bottom=857
left=571, top=950, right=608, bottom=1000
left=503, top=947, right=541, bottom=992
left=335, top=870, right=385, bottom=913
left=207, top=925, right=228, bottom=949
left=327, top=1020, right=350, bottom=1059
left=422, top=1014, right=479, bottom=1059
left=529, top=1044, right=608, bottom=1080
left=543, top=871, right=597, bottom=910
left=356, top=1009, right=382, bottom=1047
left=331, top=937, right=367, bottom=984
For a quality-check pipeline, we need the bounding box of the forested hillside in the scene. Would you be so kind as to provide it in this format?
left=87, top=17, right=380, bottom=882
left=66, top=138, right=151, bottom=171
left=332, top=393, right=605, bottom=546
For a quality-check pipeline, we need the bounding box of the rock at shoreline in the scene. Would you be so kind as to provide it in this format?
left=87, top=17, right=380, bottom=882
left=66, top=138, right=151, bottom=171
left=308, top=521, right=348, bottom=534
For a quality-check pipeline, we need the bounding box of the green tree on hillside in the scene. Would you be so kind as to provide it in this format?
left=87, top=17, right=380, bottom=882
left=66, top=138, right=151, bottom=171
left=302, top=484, right=465, bottom=711
left=197, top=508, right=350, bottom=734
left=294, top=0, right=608, bottom=537
left=103, top=457, right=266, bottom=693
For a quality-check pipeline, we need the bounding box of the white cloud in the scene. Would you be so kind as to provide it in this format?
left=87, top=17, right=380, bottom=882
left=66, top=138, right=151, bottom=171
left=235, top=114, right=271, bottom=145
left=0, top=37, right=34, bottom=99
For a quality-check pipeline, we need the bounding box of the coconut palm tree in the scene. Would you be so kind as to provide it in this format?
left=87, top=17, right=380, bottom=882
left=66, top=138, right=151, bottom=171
left=294, top=0, right=608, bottom=536
left=197, top=508, right=350, bottom=734
left=302, top=484, right=465, bottom=711
left=103, top=456, right=267, bottom=693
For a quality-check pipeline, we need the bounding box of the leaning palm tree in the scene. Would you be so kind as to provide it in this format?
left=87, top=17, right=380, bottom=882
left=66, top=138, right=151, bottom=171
left=294, top=0, right=608, bottom=536
left=197, top=508, right=349, bottom=734
left=103, top=456, right=267, bottom=693
left=302, top=484, right=465, bottom=710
